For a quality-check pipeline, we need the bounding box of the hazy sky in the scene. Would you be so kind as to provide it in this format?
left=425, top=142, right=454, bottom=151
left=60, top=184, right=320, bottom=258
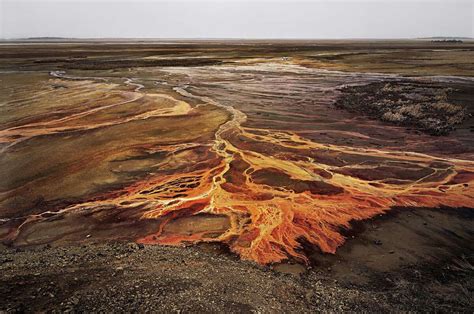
left=1, top=0, right=473, bottom=39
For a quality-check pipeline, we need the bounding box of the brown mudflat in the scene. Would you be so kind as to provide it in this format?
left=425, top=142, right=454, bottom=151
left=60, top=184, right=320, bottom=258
left=0, top=40, right=473, bottom=311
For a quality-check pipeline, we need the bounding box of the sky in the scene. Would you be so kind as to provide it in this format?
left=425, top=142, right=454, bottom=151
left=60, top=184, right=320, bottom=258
left=1, top=0, right=473, bottom=39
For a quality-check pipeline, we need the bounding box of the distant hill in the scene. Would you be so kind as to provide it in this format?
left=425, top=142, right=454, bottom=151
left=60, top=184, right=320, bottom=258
left=0, top=37, right=74, bottom=41
left=419, top=36, right=472, bottom=40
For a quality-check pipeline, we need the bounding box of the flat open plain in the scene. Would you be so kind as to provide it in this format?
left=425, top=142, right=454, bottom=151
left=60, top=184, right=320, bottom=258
left=0, top=40, right=473, bottom=311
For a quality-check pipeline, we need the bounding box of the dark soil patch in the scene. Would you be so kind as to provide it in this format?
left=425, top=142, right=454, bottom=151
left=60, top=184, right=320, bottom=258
left=334, top=81, right=469, bottom=135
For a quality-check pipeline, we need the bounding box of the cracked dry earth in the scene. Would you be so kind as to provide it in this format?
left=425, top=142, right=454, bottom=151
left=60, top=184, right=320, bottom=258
left=0, top=41, right=473, bottom=312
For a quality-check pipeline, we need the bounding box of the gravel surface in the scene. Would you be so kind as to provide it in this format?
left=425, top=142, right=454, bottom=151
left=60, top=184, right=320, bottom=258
left=1, top=241, right=472, bottom=313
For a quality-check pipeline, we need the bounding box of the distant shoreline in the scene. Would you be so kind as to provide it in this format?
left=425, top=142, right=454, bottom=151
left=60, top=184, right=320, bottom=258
left=1, top=38, right=473, bottom=48
left=1, top=37, right=473, bottom=43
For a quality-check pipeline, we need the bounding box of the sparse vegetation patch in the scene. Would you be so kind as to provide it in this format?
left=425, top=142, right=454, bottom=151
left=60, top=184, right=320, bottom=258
left=335, top=81, right=468, bottom=135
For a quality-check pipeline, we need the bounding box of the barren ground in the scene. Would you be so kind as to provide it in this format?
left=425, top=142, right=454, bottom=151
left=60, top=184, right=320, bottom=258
left=0, top=40, right=473, bottom=312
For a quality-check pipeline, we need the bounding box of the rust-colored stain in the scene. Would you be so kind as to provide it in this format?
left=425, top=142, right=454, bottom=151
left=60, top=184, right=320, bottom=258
left=1, top=62, right=473, bottom=265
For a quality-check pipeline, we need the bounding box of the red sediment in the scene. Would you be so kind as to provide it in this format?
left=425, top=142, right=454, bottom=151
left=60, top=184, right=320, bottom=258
left=2, top=70, right=473, bottom=266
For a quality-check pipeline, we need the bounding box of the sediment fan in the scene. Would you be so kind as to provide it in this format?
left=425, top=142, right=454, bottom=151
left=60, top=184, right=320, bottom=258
left=2, top=64, right=472, bottom=265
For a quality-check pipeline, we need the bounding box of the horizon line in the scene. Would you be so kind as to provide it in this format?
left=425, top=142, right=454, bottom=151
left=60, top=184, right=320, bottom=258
left=1, top=36, right=472, bottom=41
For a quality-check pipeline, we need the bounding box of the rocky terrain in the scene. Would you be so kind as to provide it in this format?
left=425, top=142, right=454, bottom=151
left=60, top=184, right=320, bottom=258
left=1, top=240, right=472, bottom=312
